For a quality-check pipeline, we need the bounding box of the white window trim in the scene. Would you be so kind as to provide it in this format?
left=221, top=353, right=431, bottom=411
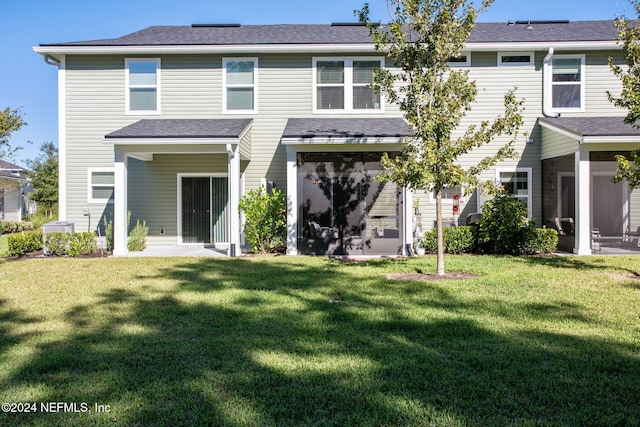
left=222, top=57, right=258, bottom=114
left=496, top=167, right=532, bottom=218
left=88, top=168, right=115, bottom=204
left=546, top=54, right=586, bottom=113
left=498, top=51, right=534, bottom=67
left=312, top=57, right=385, bottom=114
left=125, top=58, right=161, bottom=115
left=429, top=186, right=464, bottom=204
left=447, top=52, right=471, bottom=67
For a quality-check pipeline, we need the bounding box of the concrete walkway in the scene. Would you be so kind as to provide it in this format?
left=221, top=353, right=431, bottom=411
left=119, top=246, right=227, bottom=257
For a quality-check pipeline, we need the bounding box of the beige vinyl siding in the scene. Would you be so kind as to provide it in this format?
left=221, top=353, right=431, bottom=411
left=540, top=127, right=579, bottom=160
left=127, top=154, right=228, bottom=239
left=630, top=187, right=640, bottom=233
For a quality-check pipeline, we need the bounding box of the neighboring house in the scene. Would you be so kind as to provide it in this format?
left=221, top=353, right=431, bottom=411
left=33, top=20, right=639, bottom=256
left=0, top=159, right=31, bottom=222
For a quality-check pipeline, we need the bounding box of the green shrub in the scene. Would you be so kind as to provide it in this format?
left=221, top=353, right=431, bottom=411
left=523, top=227, right=559, bottom=255
left=0, top=221, right=36, bottom=234
left=478, top=193, right=536, bottom=255
left=444, top=226, right=474, bottom=254
left=239, top=187, right=286, bottom=253
left=8, top=230, right=43, bottom=257
left=104, top=215, right=114, bottom=252
left=67, top=232, right=98, bottom=257
left=44, top=232, right=69, bottom=256
left=422, top=226, right=474, bottom=254
left=128, top=218, right=149, bottom=252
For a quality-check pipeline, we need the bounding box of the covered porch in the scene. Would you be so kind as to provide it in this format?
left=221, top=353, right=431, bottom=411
left=282, top=118, right=412, bottom=256
left=539, top=117, right=640, bottom=255
left=104, top=119, right=252, bottom=257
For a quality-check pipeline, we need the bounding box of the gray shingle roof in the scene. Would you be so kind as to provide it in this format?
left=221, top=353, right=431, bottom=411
left=282, top=118, right=410, bottom=139
left=105, top=119, right=252, bottom=139
left=41, top=21, right=619, bottom=47
left=0, top=159, right=24, bottom=170
left=538, top=116, right=640, bottom=137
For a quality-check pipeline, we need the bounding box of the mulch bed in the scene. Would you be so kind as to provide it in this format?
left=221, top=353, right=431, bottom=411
left=6, top=250, right=110, bottom=260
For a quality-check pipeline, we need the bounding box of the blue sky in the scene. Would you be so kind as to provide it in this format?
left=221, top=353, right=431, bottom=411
left=1, top=0, right=633, bottom=166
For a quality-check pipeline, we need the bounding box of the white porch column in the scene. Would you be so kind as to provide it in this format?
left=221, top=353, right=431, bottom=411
left=574, top=147, right=591, bottom=255
left=227, top=144, right=241, bottom=257
left=403, top=188, right=413, bottom=256
left=286, top=145, right=298, bottom=255
left=113, top=147, right=129, bottom=256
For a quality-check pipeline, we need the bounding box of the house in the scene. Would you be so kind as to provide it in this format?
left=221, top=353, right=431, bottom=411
left=0, top=159, right=31, bottom=222
left=33, top=19, right=639, bottom=256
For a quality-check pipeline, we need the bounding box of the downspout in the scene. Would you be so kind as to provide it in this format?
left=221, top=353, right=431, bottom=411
left=44, top=55, right=60, bottom=67
left=543, top=47, right=560, bottom=118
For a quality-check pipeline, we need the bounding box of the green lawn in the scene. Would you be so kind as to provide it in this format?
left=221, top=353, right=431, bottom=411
left=0, top=235, right=7, bottom=257
left=0, top=255, right=639, bottom=426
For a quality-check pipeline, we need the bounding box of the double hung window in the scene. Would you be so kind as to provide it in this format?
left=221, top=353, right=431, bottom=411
left=223, top=58, right=258, bottom=113
left=126, top=59, right=160, bottom=114
left=314, top=58, right=383, bottom=112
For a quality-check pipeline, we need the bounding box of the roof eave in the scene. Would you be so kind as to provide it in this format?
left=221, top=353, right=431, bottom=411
left=34, top=40, right=621, bottom=58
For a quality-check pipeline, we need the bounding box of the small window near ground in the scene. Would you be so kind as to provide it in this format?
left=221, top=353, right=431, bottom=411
left=498, top=52, right=534, bottom=66
left=88, top=169, right=114, bottom=203
left=432, top=186, right=463, bottom=202
left=498, top=169, right=531, bottom=217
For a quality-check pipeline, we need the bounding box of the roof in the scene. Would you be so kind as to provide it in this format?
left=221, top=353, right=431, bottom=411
left=40, top=21, right=618, bottom=47
left=105, top=119, right=253, bottom=139
left=282, top=118, right=410, bottom=140
left=538, top=116, right=640, bottom=137
left=0, top=159, right=25, bottom=171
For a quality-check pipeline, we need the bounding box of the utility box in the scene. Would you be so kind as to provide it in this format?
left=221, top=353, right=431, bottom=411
left=43, top=221, right=75, bottom=255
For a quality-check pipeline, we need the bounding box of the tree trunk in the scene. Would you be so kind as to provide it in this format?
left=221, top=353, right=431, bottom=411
left=435, top=190, right=445, bottom=275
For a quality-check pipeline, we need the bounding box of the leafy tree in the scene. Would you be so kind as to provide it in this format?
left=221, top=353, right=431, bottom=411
left=609, top=0, right=640, bottom=188
left=28, top=142, right=58, bottom=218
left=0, top=107, right=26, bottom=159
left=358, top=0, right=525, bottom=275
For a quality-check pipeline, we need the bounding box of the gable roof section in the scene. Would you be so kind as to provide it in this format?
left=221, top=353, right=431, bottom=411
left=0, top=159, right=28, bottom=181
left=40, top=21, right=618, bottom=47
left=538, top=116, right=640, bottom=143
left=282, top=118, right=410, bottom=144
left=35, top=21, right=620, bottom=56
left=105, top=119, right=252, bottom=140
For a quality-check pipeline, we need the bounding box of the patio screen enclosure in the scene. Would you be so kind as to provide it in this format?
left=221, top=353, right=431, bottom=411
left=297, top=152, right=403, bottom=255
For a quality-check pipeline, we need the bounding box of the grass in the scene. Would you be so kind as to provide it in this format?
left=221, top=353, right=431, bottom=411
left=0, top=235, right=7, bottom=257
left=0, top=255, right=639, bottom=426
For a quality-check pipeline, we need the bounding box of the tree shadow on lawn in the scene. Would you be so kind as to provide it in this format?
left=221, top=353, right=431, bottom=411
left=1, top=258, right=639, bottom=426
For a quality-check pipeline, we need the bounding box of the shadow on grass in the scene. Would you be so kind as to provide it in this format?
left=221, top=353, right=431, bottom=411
left=1, top=258, right=639, bottom=426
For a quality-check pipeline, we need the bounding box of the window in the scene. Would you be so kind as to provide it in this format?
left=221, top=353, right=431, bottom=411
left=88, top=169, right=114, bottom=203
left=430, top=186, right=463, bottom=202
left=126, top=59, right=160, bottom=114
left=548, top=55, right=585, bottom=111
left=447, top=53, right=471, bottom=67
left=498, top=52, right=534, bottom=66
left=223, top=58, right=258, bottom=113
left=497, top=168, right=532, bottom=217
left=313, top=58, right=384, bottom=112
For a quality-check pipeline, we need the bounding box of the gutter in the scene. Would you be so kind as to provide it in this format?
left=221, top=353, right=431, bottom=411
left=542, top=47, right=560, bottom=118
left=44, top=55, right=60, bottom=66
